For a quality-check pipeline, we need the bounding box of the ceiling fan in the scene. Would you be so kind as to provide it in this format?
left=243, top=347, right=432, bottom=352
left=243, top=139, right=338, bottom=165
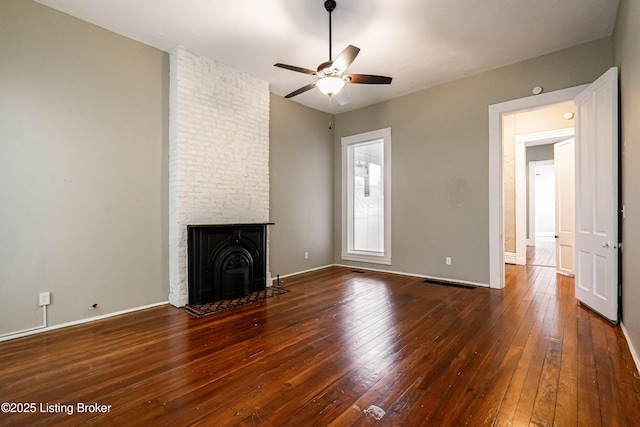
left=274, top=0, right=392, bottom=106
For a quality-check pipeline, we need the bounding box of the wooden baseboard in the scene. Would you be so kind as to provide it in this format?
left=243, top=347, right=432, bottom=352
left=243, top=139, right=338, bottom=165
left=504, top=252, right=516, bottom=264
left=333, top=263, right=489, bottom=288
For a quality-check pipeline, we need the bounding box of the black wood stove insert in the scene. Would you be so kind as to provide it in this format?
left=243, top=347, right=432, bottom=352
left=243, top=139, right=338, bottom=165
left=187, top=223, right=272, bottom=305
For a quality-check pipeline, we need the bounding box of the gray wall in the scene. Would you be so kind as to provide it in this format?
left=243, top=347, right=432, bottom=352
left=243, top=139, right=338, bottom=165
left=614, top=0, right=640, bottom=361
left=269, top=94, right=334, bottom=278
left=0, top=0, right=169, bottom=334
left=333, top=37, right=613, bottom=285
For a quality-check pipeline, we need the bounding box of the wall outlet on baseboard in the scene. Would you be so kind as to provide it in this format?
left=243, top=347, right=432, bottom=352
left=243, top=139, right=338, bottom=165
left=304, top=251, right=309, bottom=259
left=446, top=257, right=452, bottom=265
left=39, top=292, right=51, bottom=306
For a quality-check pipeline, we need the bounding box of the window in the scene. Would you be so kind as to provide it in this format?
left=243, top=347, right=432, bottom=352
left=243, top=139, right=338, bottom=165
left=342, top=128, right=391, bottom=264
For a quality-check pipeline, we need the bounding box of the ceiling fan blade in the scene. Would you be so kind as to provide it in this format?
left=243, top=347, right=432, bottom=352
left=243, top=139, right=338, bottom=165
left=332, top=89, right=350, bottom=106
left=344, top=74, right=392, bottom=84
left=332, top=45, right=360, bottom=74
left=274, top=63, right=317, bottom=76
left=284, top=83, right=317, bottom=98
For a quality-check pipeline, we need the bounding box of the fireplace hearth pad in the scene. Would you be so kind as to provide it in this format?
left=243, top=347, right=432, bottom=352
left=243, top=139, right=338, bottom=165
left=184, top=286, right=289, bottom=317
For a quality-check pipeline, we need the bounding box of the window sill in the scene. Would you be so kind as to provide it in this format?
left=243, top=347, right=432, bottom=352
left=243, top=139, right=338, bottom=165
left=341, top=252, right=391, bottom=265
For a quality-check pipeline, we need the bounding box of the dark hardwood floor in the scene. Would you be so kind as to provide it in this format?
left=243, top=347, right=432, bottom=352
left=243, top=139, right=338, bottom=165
left=1, top=265, right=639, bottom=426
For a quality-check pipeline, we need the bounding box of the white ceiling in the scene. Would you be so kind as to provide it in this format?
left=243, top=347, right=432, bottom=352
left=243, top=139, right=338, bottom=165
left=35, top=0, right=619, bottom=114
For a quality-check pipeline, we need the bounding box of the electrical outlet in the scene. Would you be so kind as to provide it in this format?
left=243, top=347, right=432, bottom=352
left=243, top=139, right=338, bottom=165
left=39, top=292, right=50, bottom=306
left=304, top=252, right=309, bottom=259
left=446, top=257, right=452, bottom=265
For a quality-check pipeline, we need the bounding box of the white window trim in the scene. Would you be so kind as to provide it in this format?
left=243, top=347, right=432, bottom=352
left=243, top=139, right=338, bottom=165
left=341, top=127, right=392, bottom=265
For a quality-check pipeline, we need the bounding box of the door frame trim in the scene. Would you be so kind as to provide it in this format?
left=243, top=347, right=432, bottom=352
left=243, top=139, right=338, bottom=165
left=488, top=85, right=588, bottom=289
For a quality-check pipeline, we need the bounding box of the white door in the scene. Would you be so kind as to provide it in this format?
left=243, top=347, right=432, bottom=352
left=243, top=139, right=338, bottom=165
left=574, top=67, right=619, bottom=322
left=554, top=139, right=575, bottom=275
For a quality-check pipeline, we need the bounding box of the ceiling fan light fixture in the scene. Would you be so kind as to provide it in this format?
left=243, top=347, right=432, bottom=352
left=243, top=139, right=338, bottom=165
left=316, top=76, right=345, bottom=96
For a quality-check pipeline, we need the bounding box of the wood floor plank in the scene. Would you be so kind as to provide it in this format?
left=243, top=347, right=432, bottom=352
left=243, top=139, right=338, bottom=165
left=552, top=274, right=579, bottom=426
left=576, top=303, right=604, bottom=426
left=1, top=265, right=640, bottom=426
left=589, top=312, right=627, bottom=427
left=528, top=269, right=569, bottom=426
left=493, top=269, right=557, bottom=426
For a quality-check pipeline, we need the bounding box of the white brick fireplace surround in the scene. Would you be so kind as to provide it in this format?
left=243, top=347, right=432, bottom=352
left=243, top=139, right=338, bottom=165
left=169, top=46, right=270, bottom=307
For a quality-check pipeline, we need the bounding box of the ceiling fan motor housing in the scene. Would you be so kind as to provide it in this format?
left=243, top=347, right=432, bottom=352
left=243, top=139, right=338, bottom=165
left=317, top=61, right=336, bottom=75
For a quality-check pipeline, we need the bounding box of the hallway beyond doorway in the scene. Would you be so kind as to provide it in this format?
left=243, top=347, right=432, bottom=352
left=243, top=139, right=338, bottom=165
left=527, top=237, right=556, bottom=267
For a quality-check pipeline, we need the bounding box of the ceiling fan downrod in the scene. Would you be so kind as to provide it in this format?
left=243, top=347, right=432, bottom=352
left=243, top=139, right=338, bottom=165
left=325, top=0, right=337, bottom=60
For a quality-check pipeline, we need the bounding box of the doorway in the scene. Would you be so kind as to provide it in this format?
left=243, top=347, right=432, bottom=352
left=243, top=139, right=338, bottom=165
left=528, top=160, right=556, bottom=267
left=489, top=68, right=619, bottom=322
left=500, top=102, right=575, bottom=270
left=488, top=85, right=587, bottom=289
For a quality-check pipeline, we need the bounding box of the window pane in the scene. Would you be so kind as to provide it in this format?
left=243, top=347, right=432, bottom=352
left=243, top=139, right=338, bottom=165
left=352, top=140, right=384, bottom=253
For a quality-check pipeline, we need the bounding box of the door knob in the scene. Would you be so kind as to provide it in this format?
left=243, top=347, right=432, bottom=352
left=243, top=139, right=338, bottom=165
left=602, top=242, right=610, bottom=248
